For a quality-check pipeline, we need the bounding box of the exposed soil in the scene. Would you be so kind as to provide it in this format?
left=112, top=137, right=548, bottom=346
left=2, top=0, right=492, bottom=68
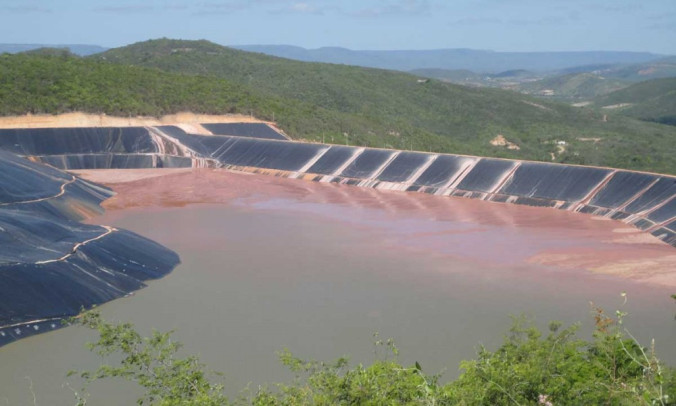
left=490, top=134, right=520, bottom=150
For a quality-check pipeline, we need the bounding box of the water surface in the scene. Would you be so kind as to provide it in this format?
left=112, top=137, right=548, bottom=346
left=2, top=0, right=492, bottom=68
left=1, top=170, right=674, bottom=405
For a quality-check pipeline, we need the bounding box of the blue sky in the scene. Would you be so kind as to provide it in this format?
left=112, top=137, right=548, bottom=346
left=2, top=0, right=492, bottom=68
left=0, top=0, right=674, bottom=53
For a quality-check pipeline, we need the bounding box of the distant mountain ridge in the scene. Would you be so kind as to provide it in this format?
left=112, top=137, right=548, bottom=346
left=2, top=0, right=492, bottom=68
left=234, top=45, right=666, bottom=73
left=0, top=43, right=108, bottom=56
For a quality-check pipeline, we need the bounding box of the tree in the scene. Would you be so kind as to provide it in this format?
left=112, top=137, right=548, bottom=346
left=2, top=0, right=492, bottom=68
left=70, top=302, right=676, bottom=405
left=69, top=311, right=227, bottom=406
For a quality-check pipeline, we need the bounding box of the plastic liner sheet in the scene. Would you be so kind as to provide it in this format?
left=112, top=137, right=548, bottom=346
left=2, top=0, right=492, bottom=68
left=0, top=127, right=156, bottom=155
left=4, top=180, right=113, bottom=222
left=377, top=152, right=430, bottom=183
left=499, top=162, right=611, bottom=201
left=666, top=220, right=676, bottom=232
left=0, top=319, right=65, bottom=347
left=634, top=219, right=655, bottom=230
left=35, top=154, right=195, bottom=170
left=306, top=146, right=357, bottom=175
left=201, top=123, right=287, bottom=140
left=340, top=149, right=394, bottom=179
left=0, top=150, right=70, bottom=204
left=611, top=212, right=631, bottom=221
left=160, top=155, right=194, bottom=168
left=0, top=210, right=104, bottom=264
left=513, top=197, right=558, bottom=208
left=0, top=230, right=180, bottom=347
left=414, top=155, right=475, bottom=187
left=212, top=137, right=325, bottom=171
left=38, top=154, right=153, bottom=169
left=589, top=171, right=658, bottom=209
left=624, top=177, right=676, bottom=214
left=156, top=125, right=188, bottom=138
left=651, top=228, right=676, bottom=247
left=457, top=158, right=516, bottom=192
left=647, top=198, right=675, bottom=223
left=149, top=132, right=222, bottom=157
left=0, top=151, right=179, bottom=346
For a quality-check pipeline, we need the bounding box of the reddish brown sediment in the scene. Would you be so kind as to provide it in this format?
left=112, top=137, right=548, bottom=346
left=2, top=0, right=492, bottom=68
left=78, top=168, right=676, bottom=288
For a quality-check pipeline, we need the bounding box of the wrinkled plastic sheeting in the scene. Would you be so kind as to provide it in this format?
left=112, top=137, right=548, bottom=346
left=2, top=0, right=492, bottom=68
left=0, top=127, right=156, bottom=155
left=36, top=154, right=195, bottom=170
left=0, top=230, right=179, bottom=347
left=499, top=162, right=611, bottom=201
left=0, top=150, right=180, bottom=347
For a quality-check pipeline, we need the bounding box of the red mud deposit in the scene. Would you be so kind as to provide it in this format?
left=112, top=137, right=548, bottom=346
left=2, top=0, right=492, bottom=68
left=79, top=168, right=676, bottom=288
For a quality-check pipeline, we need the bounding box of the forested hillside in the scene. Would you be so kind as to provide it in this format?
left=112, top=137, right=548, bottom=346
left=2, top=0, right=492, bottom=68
left=1, top=39, right=675, bottom=173
left=594, top=78, right=676, bottom=126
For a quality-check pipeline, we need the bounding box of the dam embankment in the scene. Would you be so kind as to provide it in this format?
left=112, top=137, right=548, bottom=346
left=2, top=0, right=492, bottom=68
left=0, top=123, right=673, bottom=247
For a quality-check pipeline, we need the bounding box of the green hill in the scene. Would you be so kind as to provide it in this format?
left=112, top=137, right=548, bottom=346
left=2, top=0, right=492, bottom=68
left=519, top=73, right=629, bottom=101
left=594, top=78, right=676, bottom=125
left=0, top=39, right=675, bottom=173
left=0, top=51, right=369, bottom=140
left=410, top=68, right=540, bottom=89
left=95, top=39, right=676, bottom=173
left=0, top=52, right=265, bottom=115
left=593, top=78, right=676, bottom=126
left=408, top=68, right=484, bottom=85
left=600, top=57, right=676, bottom=82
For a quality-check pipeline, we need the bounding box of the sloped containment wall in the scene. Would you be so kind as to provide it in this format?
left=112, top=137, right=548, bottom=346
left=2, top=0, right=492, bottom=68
left=0, top=150, right=179, bottom=346
left=0, top=124, right=288, bottom=170
left=0, top=126, right=219, bottom=170
left=164, top=131, right=675, bottom=247
left=0, top=125, right=674, bottom=247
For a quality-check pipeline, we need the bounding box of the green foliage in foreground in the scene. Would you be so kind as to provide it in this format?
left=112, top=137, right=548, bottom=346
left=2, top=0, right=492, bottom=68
left=70, top=305, right=676, bottom=405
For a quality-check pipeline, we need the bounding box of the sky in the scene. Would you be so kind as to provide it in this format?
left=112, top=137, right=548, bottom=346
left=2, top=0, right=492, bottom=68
left=0, top=0, right=674, bottom=54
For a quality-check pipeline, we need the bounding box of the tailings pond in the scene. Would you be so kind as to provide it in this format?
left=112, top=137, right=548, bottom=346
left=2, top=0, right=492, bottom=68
left=1, top=169, right=675, bottom=405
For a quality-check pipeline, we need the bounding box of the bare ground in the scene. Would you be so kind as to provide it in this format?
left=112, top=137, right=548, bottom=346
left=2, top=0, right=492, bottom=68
left=0, top=112, right=270, bottom=129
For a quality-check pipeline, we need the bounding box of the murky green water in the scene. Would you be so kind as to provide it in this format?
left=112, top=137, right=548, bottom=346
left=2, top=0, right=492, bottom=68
left=1, top=192, right=674, bottom=405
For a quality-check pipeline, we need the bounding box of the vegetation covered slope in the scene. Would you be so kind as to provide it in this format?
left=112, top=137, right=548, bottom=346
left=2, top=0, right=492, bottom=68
left=233, top=45, right=662, bottom=73
left=409, top=68, right=485, bottom=85
left=593, top=78, right=676, bottom=126
left=96, top=39, right=676, bottom=173
left=0, top=51, right=403, bottom=149
left=519, top=73, right=629, bottom=101
left=0, top=51, right=265, bottom=115
left=1, top=39, right=675, bottom=173
left=599, top=56, right=676, bottom=82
